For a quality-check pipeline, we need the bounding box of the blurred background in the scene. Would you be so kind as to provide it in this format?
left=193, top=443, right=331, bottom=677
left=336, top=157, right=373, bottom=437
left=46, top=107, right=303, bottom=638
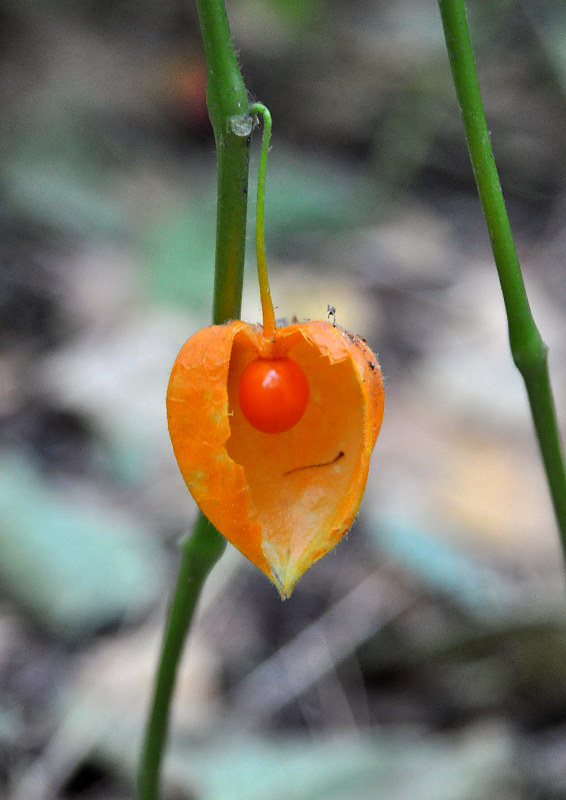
left=1, top=0, right=566, bottom=797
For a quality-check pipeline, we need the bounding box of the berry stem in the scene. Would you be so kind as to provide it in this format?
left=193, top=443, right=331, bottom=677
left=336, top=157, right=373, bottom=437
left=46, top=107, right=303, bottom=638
left=249, top=103, right=276, bottom=338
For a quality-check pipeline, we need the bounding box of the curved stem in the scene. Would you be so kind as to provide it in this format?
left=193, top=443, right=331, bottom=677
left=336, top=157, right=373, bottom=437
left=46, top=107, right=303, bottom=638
left=138, top=0, right=251, bottom=797
left=249, top=103, right=276, bottom=337
left=437, top=0, right=566, bottom=551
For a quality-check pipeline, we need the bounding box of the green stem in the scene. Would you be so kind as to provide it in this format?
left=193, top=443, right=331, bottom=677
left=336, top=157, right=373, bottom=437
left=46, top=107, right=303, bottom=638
left=196, top=0, right=252, bottom=325
left=138, top=1, right=252, bottom=797
left=138, top=515, right=226, bottom=800
left=248, top=103, right=276, bottom=337
left=437, top=0, right=566, bottom=550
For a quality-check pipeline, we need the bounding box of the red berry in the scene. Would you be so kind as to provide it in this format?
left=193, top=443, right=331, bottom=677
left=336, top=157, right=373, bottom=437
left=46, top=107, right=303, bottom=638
left=238, top=357, right=309, bottom=434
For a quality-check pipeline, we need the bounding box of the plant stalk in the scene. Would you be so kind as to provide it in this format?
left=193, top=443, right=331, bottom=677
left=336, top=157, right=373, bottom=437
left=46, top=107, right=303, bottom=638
left=248, top=103, right=275, bottom=337
left=138, top=516, right=225, bottom=800
left=437, top=0, right=566, bottom=549
left=196, top=0, right=251, bottom=325
left=138, top=0, right=251, bottom=797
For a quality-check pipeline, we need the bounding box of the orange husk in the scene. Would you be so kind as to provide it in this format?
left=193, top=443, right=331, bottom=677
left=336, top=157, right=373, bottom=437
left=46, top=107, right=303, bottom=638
left=167, top=319, right=384, bottom=597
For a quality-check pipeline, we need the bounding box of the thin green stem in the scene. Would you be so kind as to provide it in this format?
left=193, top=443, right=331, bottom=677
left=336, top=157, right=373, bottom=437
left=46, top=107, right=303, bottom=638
left=138, top=0, right=252, bottom=797
left=249, top=103, right=276, bottom=337
left=138, top=516, right=225, bottom=800
left=437, top=0, right=566, bottom=550
left=196, top=0, right=252, bottom=325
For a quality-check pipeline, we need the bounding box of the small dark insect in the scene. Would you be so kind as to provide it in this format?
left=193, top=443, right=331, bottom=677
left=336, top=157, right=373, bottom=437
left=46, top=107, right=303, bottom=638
left=327, top=304, right=336, bottom=326
left=283, top=451, right=345, bottom=476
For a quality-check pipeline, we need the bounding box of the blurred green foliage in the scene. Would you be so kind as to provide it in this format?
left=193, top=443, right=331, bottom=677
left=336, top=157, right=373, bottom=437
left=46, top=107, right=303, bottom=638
left=0, top=455, right=166, bottom=639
